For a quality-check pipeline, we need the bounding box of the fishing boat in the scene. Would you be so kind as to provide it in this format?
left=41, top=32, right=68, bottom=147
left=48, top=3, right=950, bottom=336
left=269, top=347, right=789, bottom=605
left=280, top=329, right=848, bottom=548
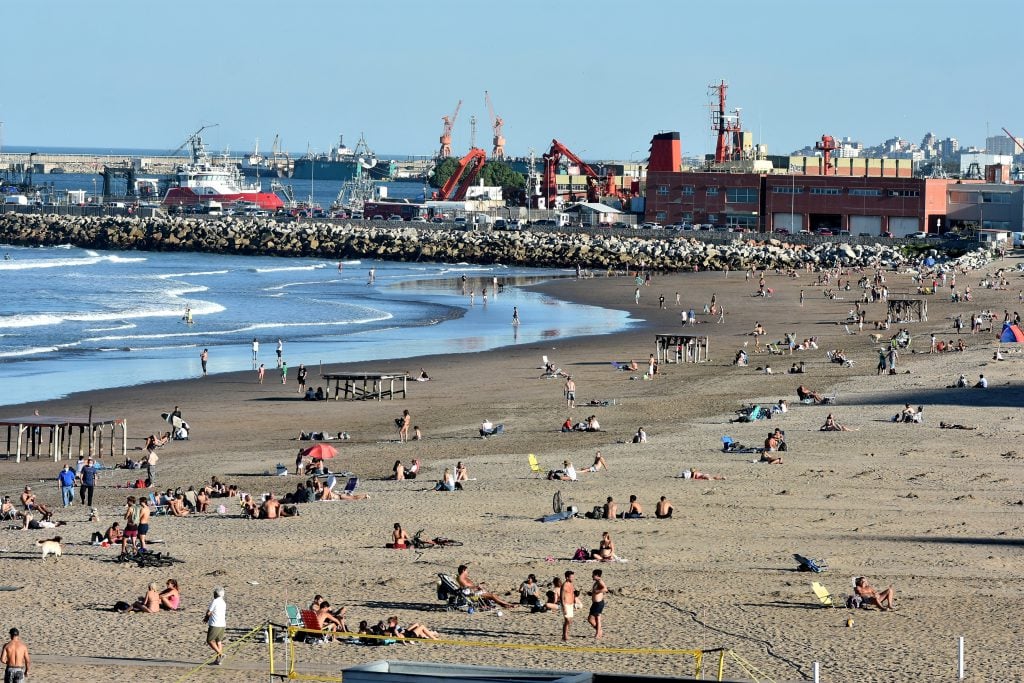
left=292, top=133, right=395, bottom=182
left=163, top=132, right=284, bottom=210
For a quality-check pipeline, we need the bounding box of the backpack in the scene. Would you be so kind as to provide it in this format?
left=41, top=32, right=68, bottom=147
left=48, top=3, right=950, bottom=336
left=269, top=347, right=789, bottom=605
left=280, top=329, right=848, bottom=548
left=572, top=547, right=589, bottom=561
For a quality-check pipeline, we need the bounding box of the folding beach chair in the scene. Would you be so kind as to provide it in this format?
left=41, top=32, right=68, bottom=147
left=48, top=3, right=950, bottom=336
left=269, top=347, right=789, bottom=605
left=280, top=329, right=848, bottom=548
left=811, top=581, right=836, bottom=608
left=148, top=492, right=169, bottom=516
left=528, top=454, right=542, bottom=477
left=284, top=604, right=302, bottom=627
left=298, top=609, right=329, bottom=643
left=342, top=477, right=358, bottom=495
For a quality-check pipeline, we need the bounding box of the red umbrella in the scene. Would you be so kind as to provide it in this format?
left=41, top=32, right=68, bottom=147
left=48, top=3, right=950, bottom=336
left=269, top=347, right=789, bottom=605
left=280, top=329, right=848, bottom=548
left=301, top=444, right=338, bottom=459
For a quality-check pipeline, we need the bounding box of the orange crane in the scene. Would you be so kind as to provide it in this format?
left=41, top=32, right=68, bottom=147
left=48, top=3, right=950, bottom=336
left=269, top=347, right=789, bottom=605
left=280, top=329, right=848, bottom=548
left=1001, top=127, right=1024, bottom=154
left=438, top=147, right=487, bottom=201
left=438, top=100, right=462, bottom=159
left=485, top=91, right=505, bottom=160
left=542, top=139, right=609, bottom=207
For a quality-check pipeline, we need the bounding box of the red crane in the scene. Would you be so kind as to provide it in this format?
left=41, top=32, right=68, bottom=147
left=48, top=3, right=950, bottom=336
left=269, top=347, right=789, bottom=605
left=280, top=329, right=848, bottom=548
left=709, top=80, right=742, bottom=164
left=815, top=135, right=839, bottom=175
left=485, top=91, right=505, bottom=160
left=438, top=100, right=462, bottom=159
left=437, top=147, right=487, bottom=201
left=542, top=139, right=603, bottom=207
left=1001, top=127, right=1024, bottom=154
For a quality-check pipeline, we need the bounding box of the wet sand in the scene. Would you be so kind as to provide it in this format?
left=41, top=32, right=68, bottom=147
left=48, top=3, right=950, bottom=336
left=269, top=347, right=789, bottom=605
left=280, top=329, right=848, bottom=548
left=2, top=254, right=1023, bottom=682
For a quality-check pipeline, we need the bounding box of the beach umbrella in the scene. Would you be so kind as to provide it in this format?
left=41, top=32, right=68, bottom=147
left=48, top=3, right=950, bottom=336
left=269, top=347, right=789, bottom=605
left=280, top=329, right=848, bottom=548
left=301, top=443, right=338, bottom=459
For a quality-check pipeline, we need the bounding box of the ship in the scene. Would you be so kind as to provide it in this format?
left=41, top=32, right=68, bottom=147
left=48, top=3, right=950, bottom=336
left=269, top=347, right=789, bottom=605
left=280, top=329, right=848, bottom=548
left=291, top=133, right=396, bottom=182
left=163, top=132, right=284, bottom=210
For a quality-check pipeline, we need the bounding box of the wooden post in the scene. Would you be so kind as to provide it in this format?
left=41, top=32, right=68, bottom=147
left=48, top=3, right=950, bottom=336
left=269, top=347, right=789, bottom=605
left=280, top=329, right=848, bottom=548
left=121, top=419, right=127, bottom=458
left=5, top=425, right=9, bottom=460
left=15, top=424, right=23, bottom=463
left=87, top=406, right=94, bottom=459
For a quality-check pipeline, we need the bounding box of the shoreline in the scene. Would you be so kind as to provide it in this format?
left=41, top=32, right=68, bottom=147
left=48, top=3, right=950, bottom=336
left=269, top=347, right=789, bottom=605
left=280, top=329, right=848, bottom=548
left=2, top=253, right=1023, bottom=682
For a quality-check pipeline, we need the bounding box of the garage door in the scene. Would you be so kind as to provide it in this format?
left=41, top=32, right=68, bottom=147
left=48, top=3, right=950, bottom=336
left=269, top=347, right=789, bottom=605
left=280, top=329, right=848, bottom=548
left=773, top=213, right=802, bottom=232
left=889, top=217, right=920, bottom=237
left=850, top=215, right=882, bottom=236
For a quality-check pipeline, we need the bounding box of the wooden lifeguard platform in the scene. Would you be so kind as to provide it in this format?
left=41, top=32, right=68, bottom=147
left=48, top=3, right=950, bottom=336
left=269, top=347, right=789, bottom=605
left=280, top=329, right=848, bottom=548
left=655, top=334, right=711, bottom=364
left=0, top=415, right=126, bottom=463
left=322, top=372, right=408, bottom=401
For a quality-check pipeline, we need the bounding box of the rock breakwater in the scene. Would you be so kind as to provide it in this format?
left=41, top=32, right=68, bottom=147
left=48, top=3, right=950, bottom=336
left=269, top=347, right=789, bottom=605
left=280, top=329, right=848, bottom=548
left=0, top=214, right=991, bottom=272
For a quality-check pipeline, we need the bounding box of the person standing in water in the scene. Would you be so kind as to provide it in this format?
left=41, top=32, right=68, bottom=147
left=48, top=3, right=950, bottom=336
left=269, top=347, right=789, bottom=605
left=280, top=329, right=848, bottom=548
left=512, top=307, right=520, bottom=326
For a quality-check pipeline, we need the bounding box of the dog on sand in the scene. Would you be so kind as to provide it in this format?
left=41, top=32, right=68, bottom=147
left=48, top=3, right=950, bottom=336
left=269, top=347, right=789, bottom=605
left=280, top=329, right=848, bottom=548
left=36, top=536, right=62, bottom=559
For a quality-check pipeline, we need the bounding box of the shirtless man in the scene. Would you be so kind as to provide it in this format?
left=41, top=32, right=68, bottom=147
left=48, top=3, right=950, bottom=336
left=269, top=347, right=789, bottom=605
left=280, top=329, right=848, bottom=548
left=587, top=451, right=608, bottom=473
left=587, top=569, right=607, bottom=639
left=1, top=628, right=29, bottom=682
left=655, top=496, right=673, bottom=519
left=564, top=377, right=576, bottom=409
left=854, top=577, right=896, bottom=611
left=624, top=495, right=644, bottom=518
left=19, top=488, right=51, bottom=521
left=168, top=495, right=190, bottom=517
left=260, top=494, right=281, bottom=519
left=560, top=571, right=576, bottom=641
left=602, top=497, right=617, bottom=520
left=456, top=564, right=514, bottom=609
left=315, top=602, right=345, bottom=634
left=137, top=497, right=151, bottom=552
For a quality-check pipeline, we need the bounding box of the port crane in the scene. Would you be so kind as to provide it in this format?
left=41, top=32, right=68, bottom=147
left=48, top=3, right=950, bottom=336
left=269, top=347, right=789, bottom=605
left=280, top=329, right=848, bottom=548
left=485, top=91, right=505, bottom=160
left=1001, top=127, right=1024, bottom=155
left=438, top=100, right=462, bottom=159
left=437, top=147, right=487, bottom=201
left=541, top=139, right=612, bottom=207
left=168, top=124, right=219, bottom=160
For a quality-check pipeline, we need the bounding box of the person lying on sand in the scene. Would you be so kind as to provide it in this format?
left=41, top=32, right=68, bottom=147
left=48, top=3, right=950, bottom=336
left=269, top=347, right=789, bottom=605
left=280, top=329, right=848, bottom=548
left=586, top=451, right=608, bottom=473
left=385, top=615, right=439, bottom=640
left=680, top=469, right=726, bottom=481
left=820, top=413, right=856, bottom=431
left=855, top=576, right=896, bottom=611
left=939, top=421, right=977, bottom=430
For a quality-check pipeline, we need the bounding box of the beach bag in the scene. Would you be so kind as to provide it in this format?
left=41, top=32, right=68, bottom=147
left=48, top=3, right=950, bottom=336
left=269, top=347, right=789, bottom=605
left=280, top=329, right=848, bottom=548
left=846, top=595, right=863, bottom=609
left=114, top=601, right=132, bottom=613
left=572, top=547, right=589, bottom=561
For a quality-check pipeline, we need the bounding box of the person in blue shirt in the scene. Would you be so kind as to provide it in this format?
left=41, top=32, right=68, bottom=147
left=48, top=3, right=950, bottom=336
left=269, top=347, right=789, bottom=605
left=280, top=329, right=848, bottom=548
left=57, top=465, right=76, bottom=507
left=79, top=458, right=97, bottom=506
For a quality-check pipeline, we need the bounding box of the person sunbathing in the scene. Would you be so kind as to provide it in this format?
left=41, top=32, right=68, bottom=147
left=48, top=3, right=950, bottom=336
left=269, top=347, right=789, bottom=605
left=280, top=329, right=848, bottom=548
left=820, top=413, right=855, bottom=431
left=392, top=460, right=405, bottom=480
left=939, top=421, right=977, bottom=430
left=314, top=602, right=346, bottom=634
left=456, top=564, right=515, bottom=608
left=159, top=579, right=180, bottom=610
left=20, top=487, right=52, bottom=520
left=591, top=531, right=616, bottom=560
left=241, top=494, right=258, bottom=518
left=587, top=451, right=608, bottom=473
left=682, top=468, right=725, bottom=481
left=168, top=495, right=190, bottom=517
left=626, top=359, right=639, bottom=372
left=854, top=576, right=896, bottom=611
left=260, top=494, right=281, bottom=519
left=602, top=496, right=617, bottom=519
left=548, top=460, right=577, bottom=481
left=797, top=385, right=824, bottom=403
left=624, top=495, right=644, bottom=518
left=585, top=415, right=600, bottom=432
left=131, top=583, right=161, bottom=613
left=385, top=615, right=439, bottom=640
left=759, top=452, right=784, bottom=464
left=655, top=496, right=674, bottom=518
left=388, top=522, right=410, bottom=549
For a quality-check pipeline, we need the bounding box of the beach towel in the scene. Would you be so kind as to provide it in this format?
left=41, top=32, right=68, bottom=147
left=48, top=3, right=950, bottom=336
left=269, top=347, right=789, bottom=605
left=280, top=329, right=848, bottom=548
left=539, top=510, right=576, bottom=523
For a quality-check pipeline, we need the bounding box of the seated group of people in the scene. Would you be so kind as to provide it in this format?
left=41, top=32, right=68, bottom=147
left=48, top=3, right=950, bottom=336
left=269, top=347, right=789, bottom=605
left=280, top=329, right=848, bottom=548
left=390, top=459, right=422, bottom=480
left=123, top=579, right=180, bottom=613
left=434, top=463, right=467, bottom=491
left=302, top=387, right=328, bottom=401
left=298, top=430, right=349, bottom=441
left=560, top=415, right=600, bottom=432
left=279, top=478, right=369, bottom=507
left=240, top=493, right=301, bottom=520
left=893, top=404, right=924, bottom=424
left=593, top=494, right=651, bottom=520
left=934, top=338, right=967, bottom=353
left=304, top=594, right=441, bottom=642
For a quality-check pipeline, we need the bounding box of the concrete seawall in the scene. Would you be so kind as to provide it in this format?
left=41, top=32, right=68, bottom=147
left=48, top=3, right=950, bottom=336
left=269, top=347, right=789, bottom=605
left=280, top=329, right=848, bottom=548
left=0, top=213, right=986, bottom=272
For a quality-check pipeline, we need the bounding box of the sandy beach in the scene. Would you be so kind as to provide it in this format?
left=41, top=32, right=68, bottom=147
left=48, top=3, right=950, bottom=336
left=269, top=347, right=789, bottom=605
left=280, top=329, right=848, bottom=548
left=2, top=252, right=1023, bottom=682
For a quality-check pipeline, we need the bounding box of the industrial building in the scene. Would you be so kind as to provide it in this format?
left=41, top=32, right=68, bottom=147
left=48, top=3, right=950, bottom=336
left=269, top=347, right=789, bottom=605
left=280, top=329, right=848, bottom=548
left=644, top=132, right=961, bottom=236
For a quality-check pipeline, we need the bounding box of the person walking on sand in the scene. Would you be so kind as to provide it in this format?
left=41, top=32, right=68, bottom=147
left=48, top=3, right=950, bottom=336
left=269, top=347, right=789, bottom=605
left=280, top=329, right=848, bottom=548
left=251, top=338, right=259, bottom=365
left=200, top=348, right=208, bottom=376
left=560, top=570, right=575, bottom=641
left=280, top=361, right=288, bottom=385
left=1, top=627, right=30, bottom=682
left=397, top=409, right=411, bottom=443
left=296, top=364, right=308, bottom=394
left=588, top=569, right=607, bottom=639
left=58, top=464, right=75, bottom=507
left=205, top=587, right=227, bottom=665
left=564, top=376, right=576, bottom=409
left=257, top=364, right=265, bottom=384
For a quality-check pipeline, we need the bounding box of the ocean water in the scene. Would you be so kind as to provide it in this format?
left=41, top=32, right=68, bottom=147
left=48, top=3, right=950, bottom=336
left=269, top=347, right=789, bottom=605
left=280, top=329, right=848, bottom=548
left=0, top=245, right=634, bottom=406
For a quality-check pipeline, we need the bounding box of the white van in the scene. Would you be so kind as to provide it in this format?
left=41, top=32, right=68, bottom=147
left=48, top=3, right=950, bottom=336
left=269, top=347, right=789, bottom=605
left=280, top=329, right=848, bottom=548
left=3, top=195, right=28, bottom=206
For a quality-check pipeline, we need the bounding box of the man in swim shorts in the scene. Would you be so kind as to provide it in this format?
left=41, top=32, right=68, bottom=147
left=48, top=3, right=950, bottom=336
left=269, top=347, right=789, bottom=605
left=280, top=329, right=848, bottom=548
left=1, top=627, right=30, bottom=683
left=588, top=569, right=607, bottom=639
left=560, top=570, right=575, bottom=641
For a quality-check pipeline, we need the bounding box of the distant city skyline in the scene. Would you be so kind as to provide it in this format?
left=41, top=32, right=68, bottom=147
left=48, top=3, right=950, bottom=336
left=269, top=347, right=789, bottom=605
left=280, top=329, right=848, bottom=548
left=2, top=0, right=1020, bottom=160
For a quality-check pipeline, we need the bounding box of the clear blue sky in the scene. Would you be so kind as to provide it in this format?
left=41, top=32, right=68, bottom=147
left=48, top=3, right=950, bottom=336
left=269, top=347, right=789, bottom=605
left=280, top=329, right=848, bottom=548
left=3, top=0, right=1021, bottom=159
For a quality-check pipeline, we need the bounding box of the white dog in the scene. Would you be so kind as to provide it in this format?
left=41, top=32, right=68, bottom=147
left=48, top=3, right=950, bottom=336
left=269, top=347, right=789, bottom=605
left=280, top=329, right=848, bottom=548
left=36, top=536, right=62, bottom=559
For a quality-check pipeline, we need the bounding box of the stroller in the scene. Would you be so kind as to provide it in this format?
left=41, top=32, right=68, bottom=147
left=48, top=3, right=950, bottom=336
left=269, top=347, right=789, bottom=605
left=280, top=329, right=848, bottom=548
left=436, top=573, right=494, bottom=613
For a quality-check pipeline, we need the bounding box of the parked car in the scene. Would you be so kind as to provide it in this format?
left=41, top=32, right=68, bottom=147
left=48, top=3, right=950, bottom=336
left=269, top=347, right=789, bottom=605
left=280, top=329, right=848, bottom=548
left=508, top=219, right=523, bottom=230
left=410, top=216, right=428, bottom=223
left=430, top=217, right=445, bottom=224
left=910, top=231, right=928, bottom=239
left=774, top=228, right=791, bottom=235
left=880, top=230, right=893, bottom=238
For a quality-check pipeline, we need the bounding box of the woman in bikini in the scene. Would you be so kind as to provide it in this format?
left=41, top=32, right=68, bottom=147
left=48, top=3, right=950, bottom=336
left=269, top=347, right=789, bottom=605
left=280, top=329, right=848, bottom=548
left=591, top=531, right=615, bottom=561
left=159, top=579, right=180, bottom=610
left=388, top=523, right=410, bottom=549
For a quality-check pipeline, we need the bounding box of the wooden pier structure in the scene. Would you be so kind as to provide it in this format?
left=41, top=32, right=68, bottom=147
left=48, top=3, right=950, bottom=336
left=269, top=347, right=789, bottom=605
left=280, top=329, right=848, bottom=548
left=0, top=415, right=127, bottom=463
left=655, top=334, right=711, bottom=364
left=322, top=372, right=408, bottom=401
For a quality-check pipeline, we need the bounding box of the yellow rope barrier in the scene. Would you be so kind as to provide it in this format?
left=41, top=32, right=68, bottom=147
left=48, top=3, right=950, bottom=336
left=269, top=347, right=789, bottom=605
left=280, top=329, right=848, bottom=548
left=172, top=621, right=268, bottom=683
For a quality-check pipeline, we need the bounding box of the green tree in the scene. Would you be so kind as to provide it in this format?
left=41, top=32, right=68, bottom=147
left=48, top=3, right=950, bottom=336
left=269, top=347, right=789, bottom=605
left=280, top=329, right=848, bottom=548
left=481, top=161, right=525, bottom=190
left=429, top=157, right=460, bottom=188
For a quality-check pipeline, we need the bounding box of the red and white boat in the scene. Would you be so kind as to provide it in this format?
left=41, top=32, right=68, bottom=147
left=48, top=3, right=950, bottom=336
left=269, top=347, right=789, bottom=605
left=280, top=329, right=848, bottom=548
left=163, top=134, right=284, bottom=210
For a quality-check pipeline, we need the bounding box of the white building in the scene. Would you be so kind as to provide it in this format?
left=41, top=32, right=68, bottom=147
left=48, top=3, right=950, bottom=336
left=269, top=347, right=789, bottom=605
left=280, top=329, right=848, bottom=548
left=985, top=135, right=1024, bottom=156
left=960, top=152, right=1013, bottom=176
